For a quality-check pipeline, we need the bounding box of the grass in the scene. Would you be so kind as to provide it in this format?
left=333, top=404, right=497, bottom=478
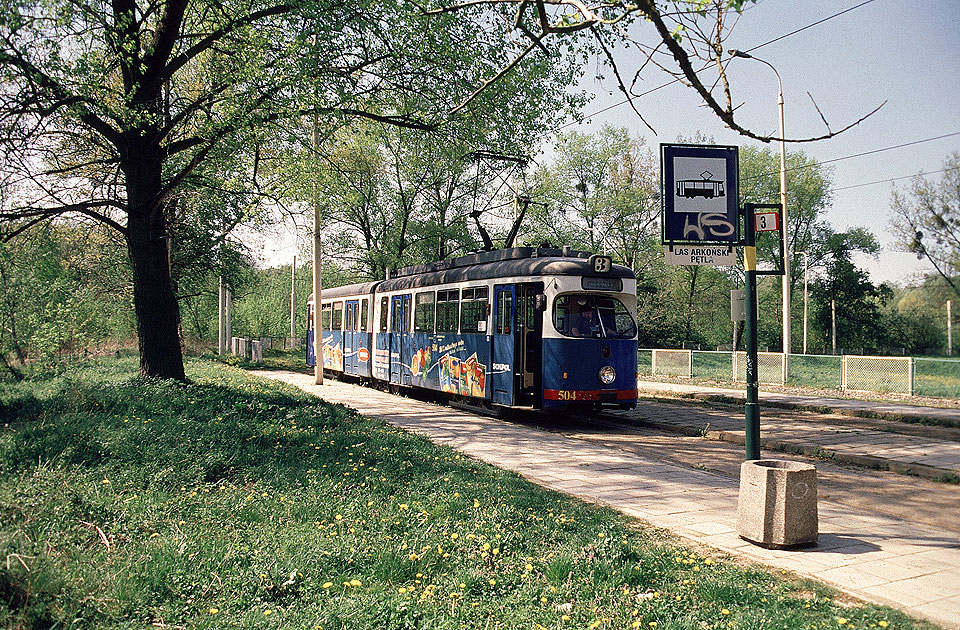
left=914, top=357, right=960, bottom=398
left=0, top=357, right=936, bottom=629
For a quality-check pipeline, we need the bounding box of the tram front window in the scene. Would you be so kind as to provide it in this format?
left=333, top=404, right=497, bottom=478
left=554, top=295, right=637, bottom=339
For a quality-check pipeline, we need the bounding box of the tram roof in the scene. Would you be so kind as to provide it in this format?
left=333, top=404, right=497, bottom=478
left=308, top=247, right=635, bottom=302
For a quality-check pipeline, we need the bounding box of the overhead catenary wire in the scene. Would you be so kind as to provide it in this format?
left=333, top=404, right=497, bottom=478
left=559, top=0, right=880, bottom=131
left=741, top=131, right=960, bottom=182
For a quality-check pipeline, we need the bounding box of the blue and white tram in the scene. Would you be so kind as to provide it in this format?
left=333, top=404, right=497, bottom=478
left=306, top=247, right=639, bottom=411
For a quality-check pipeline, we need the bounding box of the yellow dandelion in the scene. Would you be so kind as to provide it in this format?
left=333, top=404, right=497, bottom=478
left=264, top=610, right=273, bottom=616
left=838, top=619, right=848, bottom=626
left=722, top=609, right=730, bottom=615
left=526, top=563, right=534, bottom=571
left=878, top=623, right=888, bottom=629
left=322, top=581, right=333, bottom=589
left=399, top=504, right=409, bottom=510
left=350, top=579, right=362, bottom=586
left=489, top=579, right=496, bottom=586
left=209, top=608, right=219, bottom=614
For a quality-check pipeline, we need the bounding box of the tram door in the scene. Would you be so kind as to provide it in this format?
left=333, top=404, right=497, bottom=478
left=390, top=294, right=411, bottom=385
left=491, top=285, right=516, bottom=405
left=344, top=300, right=359, bottom=374
left=517, top=283, right=544, bottom=407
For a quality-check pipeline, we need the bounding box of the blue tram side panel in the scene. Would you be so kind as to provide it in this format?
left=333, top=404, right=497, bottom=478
left=307, top=247, right=639, bottom=412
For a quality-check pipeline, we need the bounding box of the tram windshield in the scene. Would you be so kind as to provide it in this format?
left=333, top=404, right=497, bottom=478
left=553, top=294, right=637, bottom=339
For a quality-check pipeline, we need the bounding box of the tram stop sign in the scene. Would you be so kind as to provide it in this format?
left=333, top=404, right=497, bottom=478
left=661, top=144, right=740, bottom=246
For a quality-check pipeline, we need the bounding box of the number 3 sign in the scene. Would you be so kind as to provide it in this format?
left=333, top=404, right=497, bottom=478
left=755, top=211, right=780, bottom=232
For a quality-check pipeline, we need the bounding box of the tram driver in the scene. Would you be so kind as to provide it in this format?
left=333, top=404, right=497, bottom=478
left=568, top=298, right=599, bottom=337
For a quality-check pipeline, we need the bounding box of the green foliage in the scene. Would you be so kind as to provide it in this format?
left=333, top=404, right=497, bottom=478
left=812, top=230, right=891, bottom=352
left=0, top=358, right=927, bottom=629
left=528, top=125, right=660, bottom=269
left=0, top=224, right=133, bottom=375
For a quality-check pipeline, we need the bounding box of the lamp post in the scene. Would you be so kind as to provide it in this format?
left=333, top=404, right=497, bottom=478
left=731, top=50, right=791, bottom=370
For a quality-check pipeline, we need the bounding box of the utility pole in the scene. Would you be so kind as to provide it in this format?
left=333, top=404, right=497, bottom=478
left=312, top=114, right=323, bottom=385
left=948, top=300, right=953, bottom=357
left=801, top=251, right=809, bottom=355
left=290, top=255, right=297, bottom=343
left=831, top=299, right=837, bottom=355
left=218, top=275, right=226, bottom=355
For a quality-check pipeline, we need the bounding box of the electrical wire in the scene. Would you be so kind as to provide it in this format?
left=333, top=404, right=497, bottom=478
left=829, top=166, right=959, bottom=193
left=559, top=0, right=881, bottom=130
left=742, top=131, right=960, bottom=181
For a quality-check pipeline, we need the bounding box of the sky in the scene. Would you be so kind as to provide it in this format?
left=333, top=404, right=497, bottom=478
left=258, top=0, right=960, bottom=285
left=571, top=0, right=960, bottom=285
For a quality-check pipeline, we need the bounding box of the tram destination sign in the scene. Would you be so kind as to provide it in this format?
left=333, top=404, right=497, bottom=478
left=661, top=144, right=740, bottom=246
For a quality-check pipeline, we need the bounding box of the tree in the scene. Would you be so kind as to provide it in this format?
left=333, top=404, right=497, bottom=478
left=528, top=126, right=660, bottom=268
left=2, top=0, right=875, bottom=380
left=890, top=152, right=960, bottom=300
left=811, top=229, right=890, bottom=353
left=0, top=0, right=580, bottom=379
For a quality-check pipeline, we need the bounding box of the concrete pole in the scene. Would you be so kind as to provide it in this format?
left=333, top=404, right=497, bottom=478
left=802, top=251, right=808, bottom=355
left=290, top=255, right=297, bottom=342
left=225, top=285, right=232, bottom=352
left=831, top=299, right=837, bottom=355
left=730, top=51, right=790, bottom=373
left=948, top=300, right=953, bottom=357
left=218, top=276, right=225, bottom=355
left=312, top=115, right=323, bottom=386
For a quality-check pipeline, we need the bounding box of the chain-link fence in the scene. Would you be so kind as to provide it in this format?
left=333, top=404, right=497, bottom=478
left=842, top=355, right=913, bottom=395
left=914, top=357, right=960, bottom=397
left=651, top=349, right=692, bottom=378
left=732, top=351, right=785, bottom=386
left=640, top=349, right=960, bottom=399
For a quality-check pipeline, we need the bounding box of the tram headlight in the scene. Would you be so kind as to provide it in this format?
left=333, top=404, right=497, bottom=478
left=599, top=366, right=616, bottom=385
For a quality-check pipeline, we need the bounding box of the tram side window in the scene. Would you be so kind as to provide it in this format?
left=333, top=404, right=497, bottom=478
left=361, top=299, right=368, bottom=332
left=436, top=289, right=459, bottom=333
left=460, top=287, right=489, bottom=334
left=321, top=304, right=332, bottom=331
left=414, top=292, right=435, bottom=332
left=379, top=297, right=389, bottom=332
left=332, top=302, right=343, bottom=330
left=307, top=305, right=314, bottom=331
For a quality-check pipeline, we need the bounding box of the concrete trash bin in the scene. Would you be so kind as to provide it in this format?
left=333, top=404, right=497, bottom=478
left=737, top=459, right=818, bottom=548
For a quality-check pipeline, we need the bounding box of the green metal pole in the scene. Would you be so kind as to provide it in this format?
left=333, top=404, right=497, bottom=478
left=743, top=203, right=761, bottom=460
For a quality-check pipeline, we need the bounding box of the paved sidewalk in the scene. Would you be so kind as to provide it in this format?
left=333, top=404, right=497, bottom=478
left=254, top=371, right=960, bottom=629
left=607, top=392, right=960, bottom=479
left=636, top=380, right=960, bottom=425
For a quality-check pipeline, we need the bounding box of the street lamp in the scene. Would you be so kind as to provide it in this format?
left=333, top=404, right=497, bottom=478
left=730, top=50, right=791, bottom=368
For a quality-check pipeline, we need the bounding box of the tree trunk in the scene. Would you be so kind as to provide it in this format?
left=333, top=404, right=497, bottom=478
left=124, top=147, right=186, bottom=381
